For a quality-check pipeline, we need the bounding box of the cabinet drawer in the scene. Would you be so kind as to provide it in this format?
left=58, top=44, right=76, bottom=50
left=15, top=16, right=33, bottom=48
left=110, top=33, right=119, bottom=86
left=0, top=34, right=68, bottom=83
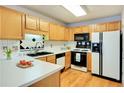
left=36, top=57, right=47, bottom=61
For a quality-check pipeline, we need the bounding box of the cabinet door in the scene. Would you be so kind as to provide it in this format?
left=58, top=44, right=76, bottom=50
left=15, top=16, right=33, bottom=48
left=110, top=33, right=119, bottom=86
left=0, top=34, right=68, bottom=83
left=89, top=24, right=95, bottom=41
left=95, top=23, right=107, bottom=32
left=39, top=19, right=49, bottom=32
left=87, top=52, right=92, bottom=72
left=47, top=55, right=56, bottom=64
left=107, top=21, right=120, bottom=31
left=0, top=8, right=2, bottom=38
left=64, top=28, right=70, bottom=41
left=25, top=15, right=39, bottom=31
left=57, top=25, right=65, bottom=40
left=49, top=23, right=58, bottom=40
left=65, top=52, right=71, bottom=70
left=82, top=25, right=89, bottom=33
left=47, top=59, right=56, bottom=64
left=69, top=27, right=75, bottom=41
left=0, top=7, right=23, bottom=39
left=74, top=27, right=82, bottom=34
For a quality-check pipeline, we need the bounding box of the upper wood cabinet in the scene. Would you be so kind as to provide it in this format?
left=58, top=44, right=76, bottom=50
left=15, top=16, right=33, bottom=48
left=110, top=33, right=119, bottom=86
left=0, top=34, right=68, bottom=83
left=107, top=21, right=120, bottom=31
left=94, top=23, right=107, bottom=32
left=57, top=25, right=65, bottom=40
left=68, top=27, right=75, bottom=41
left=0, top=7, right=24, bottom=40
left=0, top=8, right=2, bottom=38
left=49, top=23, right=65, bottom=41
left=64, top=28, right=71, bottom=41
left=82, top=25, right=89, bottom=33
left=25, top=15, right=39, bottom=31
left=89, top=24, right=95, bottom=32
left=39, top=19, right=49, bottom=32
left=49, top=23, right=58, bottom=40
left=74, top=26, right=82, bottom=34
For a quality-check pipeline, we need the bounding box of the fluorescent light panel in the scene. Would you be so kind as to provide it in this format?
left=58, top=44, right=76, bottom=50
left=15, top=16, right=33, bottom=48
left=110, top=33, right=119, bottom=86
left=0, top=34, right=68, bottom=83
left=63, top=5, right=87, bottom=17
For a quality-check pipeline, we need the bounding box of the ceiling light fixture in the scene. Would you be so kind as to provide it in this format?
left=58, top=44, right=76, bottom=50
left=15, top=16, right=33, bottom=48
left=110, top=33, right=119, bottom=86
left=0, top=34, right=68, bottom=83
left=62, top=5, right=87, bottom=17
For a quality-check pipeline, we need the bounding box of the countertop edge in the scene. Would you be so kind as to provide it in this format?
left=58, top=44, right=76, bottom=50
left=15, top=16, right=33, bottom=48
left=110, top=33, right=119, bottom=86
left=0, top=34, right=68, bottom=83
left=19, top=66, right=63, bottom=87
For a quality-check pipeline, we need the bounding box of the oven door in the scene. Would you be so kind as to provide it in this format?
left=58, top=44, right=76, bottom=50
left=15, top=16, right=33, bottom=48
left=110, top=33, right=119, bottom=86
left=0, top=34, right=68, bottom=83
left=71, top=52, right=87, bottom=67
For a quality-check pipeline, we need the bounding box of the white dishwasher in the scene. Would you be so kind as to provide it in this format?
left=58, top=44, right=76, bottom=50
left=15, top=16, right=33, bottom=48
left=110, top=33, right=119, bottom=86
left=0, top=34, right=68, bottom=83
left=56, top=53, right=65, bottom=67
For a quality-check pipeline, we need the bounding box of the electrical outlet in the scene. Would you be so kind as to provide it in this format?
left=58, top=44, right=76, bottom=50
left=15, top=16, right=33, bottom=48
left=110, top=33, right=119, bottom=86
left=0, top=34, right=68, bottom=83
left=2, top=46, right=8, bottom=51
left=50, top=44, right=52, bottom=48
left=12, top=46, right=18, bottom=51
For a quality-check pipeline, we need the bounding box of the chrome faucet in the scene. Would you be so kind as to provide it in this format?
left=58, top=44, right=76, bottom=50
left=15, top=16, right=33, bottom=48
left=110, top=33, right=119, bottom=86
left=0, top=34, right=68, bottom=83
left=34, top=42, right=43, bottom=53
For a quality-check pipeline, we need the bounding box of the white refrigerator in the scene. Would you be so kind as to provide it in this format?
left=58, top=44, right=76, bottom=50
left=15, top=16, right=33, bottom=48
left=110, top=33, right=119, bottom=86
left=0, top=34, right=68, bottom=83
left=91, top=31, right=121, bottom=81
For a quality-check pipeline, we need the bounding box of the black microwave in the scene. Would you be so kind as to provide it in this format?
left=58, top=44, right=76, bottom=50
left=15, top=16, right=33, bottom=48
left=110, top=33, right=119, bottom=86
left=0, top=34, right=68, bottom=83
left=74, top=33, right=89, bottom=41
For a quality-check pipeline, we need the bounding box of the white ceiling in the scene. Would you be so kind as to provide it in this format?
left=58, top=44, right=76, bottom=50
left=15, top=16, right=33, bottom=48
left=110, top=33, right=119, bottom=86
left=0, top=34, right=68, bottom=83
left=21, top=5, right=124, bottom=24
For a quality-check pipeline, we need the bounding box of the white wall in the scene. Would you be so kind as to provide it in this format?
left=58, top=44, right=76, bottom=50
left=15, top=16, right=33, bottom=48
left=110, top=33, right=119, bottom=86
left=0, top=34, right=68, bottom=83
left=122, top=8, right=124, bottom=86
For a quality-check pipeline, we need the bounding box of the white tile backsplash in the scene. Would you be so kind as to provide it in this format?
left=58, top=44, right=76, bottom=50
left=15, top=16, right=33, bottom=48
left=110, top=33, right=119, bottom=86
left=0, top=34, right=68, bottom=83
left=44, top=41, right=76, bottom=52
left=0, top=40, right=20, bottom=59
left=0, top=39, right=76, bottom=59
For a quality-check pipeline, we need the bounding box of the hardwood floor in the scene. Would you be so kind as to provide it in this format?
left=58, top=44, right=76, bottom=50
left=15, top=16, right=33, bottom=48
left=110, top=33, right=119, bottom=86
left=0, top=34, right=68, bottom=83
left=61, top=69, right=122, bottom=87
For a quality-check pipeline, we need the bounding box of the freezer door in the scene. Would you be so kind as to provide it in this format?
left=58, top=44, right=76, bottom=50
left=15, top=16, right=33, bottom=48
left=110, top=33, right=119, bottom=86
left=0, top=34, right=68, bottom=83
left=92, top=32, right=100, bottom=43
left=102, top=31, right=120, bottom=80
left=92, top=53, right=100, bottom=75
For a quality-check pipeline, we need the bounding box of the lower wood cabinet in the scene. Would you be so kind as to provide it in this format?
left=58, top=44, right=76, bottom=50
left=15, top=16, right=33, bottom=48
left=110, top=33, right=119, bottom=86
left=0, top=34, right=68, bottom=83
left=65, top=51, right=71, bottom=70
left=47, top=55, right=56, bottom=64
left=36, top=55, right=56, bottom=64
left=87, top=52, right=92, bottom=72
left=30, top=71, right=60, bottom=87
left=36, top=57, right=47, bottom=61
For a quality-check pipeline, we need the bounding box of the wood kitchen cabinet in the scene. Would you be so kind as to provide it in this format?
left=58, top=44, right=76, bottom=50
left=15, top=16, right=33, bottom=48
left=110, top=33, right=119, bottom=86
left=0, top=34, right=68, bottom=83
left=82, top=25, right=89, bottom=33
left=36, top=57, right=47, bottom=61
left=65, top=51, right=71, bottom=70
left=39, top=19, right=49, bottom=32
left=49, top=23, right=65, bottom=41
left=87, top=52, right=92, bottom=72
left=64, top=27, right=70, bottom=41
left=74, top=26, right=82, bottom=34
left=31, top=71, right=60, bottom=87
left=57, top=25, right=65, bottom=40
left=25, top=15, right=39, bottom=31
left=68, top=27, right=75, bottom=41
left=47, top=55, right=56, bottom=64
left=107, top=21, right=120, bottom=31
left=49, top=23, right=58, bottom=40
left=36, top=55, right=56, bottom=64
left=0, top=6, right=24, bottom=40
left=94, top=23, right=107, bottom=32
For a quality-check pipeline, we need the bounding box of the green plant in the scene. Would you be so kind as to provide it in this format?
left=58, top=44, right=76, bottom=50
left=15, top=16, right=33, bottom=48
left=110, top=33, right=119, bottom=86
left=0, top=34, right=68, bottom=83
left=5, top=48, right=12, bottom=60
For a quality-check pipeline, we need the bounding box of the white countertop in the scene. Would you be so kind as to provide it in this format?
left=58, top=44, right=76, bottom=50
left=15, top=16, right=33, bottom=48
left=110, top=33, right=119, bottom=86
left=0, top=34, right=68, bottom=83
left=0, top=55, right=63, bottom=87
left=29, top=49, right=91, bottom=59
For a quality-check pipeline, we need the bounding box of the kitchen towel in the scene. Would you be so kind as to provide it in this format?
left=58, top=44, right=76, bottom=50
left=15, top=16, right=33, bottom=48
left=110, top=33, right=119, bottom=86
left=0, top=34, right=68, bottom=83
left=76, top=53, right=81, bottom=62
